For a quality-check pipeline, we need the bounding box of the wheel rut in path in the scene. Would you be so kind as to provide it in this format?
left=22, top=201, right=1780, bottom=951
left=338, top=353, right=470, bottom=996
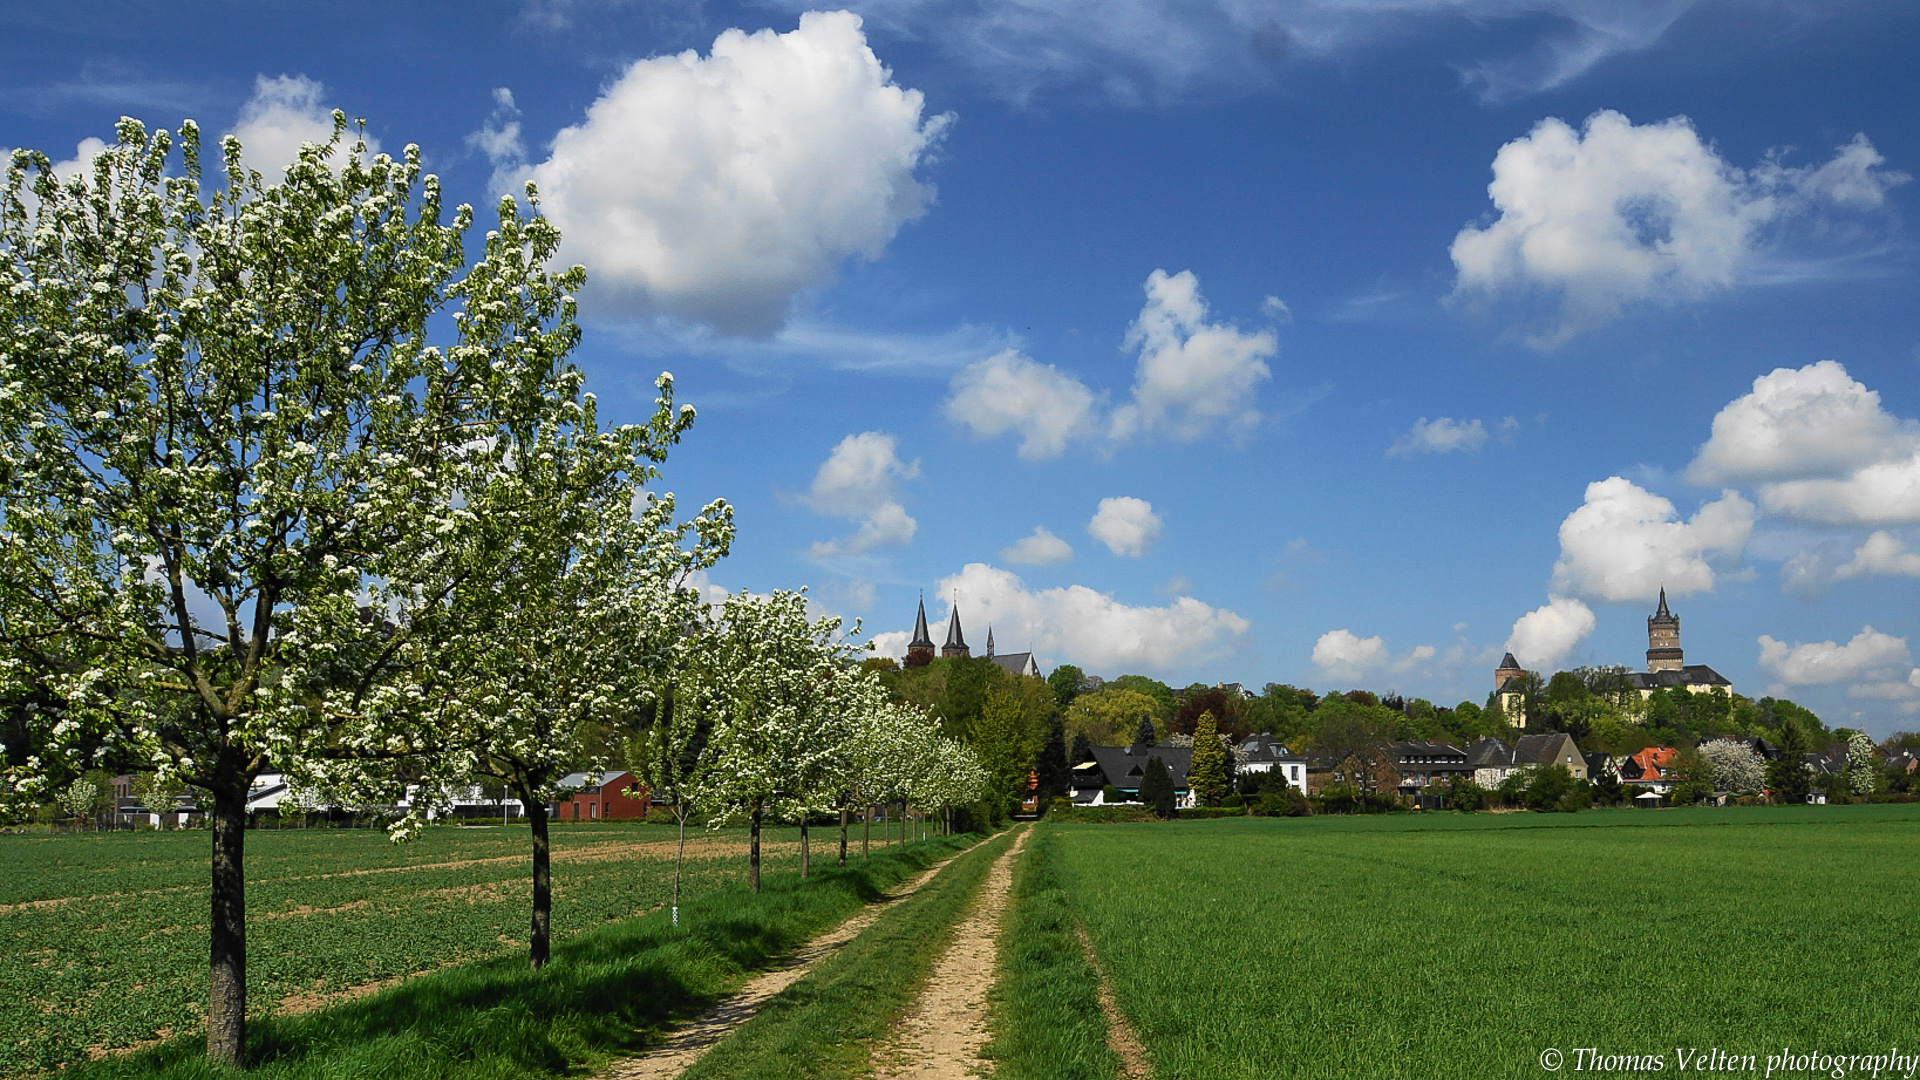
left=1076, top=925, right=1153, bottom=1080
left=602, top=843, right=972, bottom=1080
left=871, top=825, right=1033, bottom=1080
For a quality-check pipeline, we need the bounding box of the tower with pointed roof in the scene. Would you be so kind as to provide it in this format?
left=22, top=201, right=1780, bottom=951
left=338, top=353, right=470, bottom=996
left=1647, top=588, right=1683, bottom=673
left=941, top=604, right=970, bottom=659
left=905, top=597, right=936, bottom=669
left=1494, top=652, right=1526, bottom=693
left=985, top=626, right=995, bottom=658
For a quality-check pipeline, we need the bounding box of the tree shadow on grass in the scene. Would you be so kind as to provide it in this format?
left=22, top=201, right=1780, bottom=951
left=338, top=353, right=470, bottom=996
left=72, top=838, right=972, bottom=1080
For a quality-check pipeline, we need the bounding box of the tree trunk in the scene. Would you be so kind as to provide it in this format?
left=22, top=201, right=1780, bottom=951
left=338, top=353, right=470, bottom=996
left=800, top=817, right=810, bottom=879
left=749, top=799, right=762, bottom=893
left=863, top=806, right=871, bottom=859
left=527, top=785, right=552, bottom=969
left=838, top=806, right=848, bottom=867
left=207, top=780, right=248, bottom=1068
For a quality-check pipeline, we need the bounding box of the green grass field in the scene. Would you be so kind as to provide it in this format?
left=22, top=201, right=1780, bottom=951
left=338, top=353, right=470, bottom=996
left=1050, top=805, right=1920, bottom=1080
left=0, top=821, right=844, bottom=1075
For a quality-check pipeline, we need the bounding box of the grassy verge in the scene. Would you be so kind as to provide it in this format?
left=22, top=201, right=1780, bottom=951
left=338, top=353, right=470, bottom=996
left=58, top=833, right=983, bottom=1080
left=984, top=826, right=1121, bottom=1080
left=675, top=826, right=1020, bottom=1080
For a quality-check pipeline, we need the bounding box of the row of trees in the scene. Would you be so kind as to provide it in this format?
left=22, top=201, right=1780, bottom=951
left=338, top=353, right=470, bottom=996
left=0, top=117, right=984, bottom=1068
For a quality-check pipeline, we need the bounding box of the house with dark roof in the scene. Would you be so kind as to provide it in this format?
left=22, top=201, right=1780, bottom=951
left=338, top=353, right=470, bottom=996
left=1388, top=741, right=1472, bottom=807
left=1236, top=734, right=1308, bottom=793
left=1070, top=743, right=1194, bottom=806
left=1465, top=733, right=1588, bottom=788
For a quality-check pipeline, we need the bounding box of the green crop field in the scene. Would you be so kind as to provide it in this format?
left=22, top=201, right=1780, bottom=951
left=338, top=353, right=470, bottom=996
left=1052, top=805, right=1920, bottom=1080
left=0, top=821, right=841, bottom=1076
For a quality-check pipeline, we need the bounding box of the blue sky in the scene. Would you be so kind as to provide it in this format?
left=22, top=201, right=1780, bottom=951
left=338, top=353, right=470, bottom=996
left=6, top=1, right=1919, bottom=732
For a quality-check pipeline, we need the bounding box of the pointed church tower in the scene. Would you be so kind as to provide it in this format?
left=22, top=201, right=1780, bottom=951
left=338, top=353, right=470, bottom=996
left=1647, top=588, right=1683, bottom=672
left=941, top=604, right=970, bottom=659
left=985, top=626, right=996, bottom=659
left=905, top=597, right=936, bottom=669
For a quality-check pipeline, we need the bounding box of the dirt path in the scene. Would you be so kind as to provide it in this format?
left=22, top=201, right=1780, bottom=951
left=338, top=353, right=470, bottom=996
left=603, top=843, right=974, bottom=1080
left=1076, top=926, right=1153, bottom=1080
left=870, top=826, right=1033, bottom=1080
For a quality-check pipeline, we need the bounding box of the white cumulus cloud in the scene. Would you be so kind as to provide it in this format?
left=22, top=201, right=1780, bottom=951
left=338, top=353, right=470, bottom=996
left=935, top=562, right=1247, bottom=671
left=803, top=432, right=920, bottom=558
left=944, top=350, right=1102, bottom=460
left=1389, top=417, right=1489, bottom=457
left=1688, top=362, right=1920, bottom=527
left=231, top=74, right=375, bottom=181
left=1110, top=269, right=1275, bottom=443
left=1551, top=477, right=1753, bottom=602
left=1505, top=596, right=1596, bottom=669
left=1451, top=111, right=1906, bottom=345
left=511, top=11, right=948, bottom=337
left=1001, top=526, right=1074, bottom=566
left=1087, top=496, right=1162, bottom=558
left=1687, top=361, right=1914, bottom=486
left=944, top=269, right=1276, bottom=459
left=1758, top=626, right=1913, bottom=688
left=1311, top=629, right=1389, bottom=680
left=866, top=628, right=912, bottom=660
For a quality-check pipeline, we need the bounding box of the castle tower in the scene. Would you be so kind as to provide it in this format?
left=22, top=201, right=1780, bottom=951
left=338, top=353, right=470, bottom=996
left=1494, top=652, right=1525, bottom=692
left=941, top=604, right=970, bottom=659
left=905, top=597, right=936, bottom=669
left=1647, top=588, right=1683, bottom=673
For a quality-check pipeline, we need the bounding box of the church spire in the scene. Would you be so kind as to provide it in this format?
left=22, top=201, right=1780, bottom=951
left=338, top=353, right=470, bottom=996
left=905, top=594, right=937, bottom=669
left=941, top=602, right=970, bottom=659
left=909, top=596, right=933, bottom=649
left=985, top=625, right=996, bottom=658
left=1655, top=586, right=1671, bottom=619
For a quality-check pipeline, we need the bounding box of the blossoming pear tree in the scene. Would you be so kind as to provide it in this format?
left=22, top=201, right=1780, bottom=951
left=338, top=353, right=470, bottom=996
left=0, top=114, right=604, bottom=1065
left=406, top=385, right=731, bottom=967
left=699, top=590, right=861, bottom=891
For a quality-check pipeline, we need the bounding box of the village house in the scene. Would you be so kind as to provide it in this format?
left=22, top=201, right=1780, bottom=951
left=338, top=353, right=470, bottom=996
left=1388, top=741, right=1472, bottom=808
left=1465, top=732, right=1588, bottom=789
left=1617, top=747, right=1679, bottom=798
left=552, top=770, right=650, bottom=821
left=1236, top=734, right=1308, bottom=793
left=1070, top=743, right=1195, bottom=807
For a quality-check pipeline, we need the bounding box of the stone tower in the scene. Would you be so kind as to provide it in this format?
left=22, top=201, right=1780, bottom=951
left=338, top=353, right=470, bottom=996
left=1494, top=652, right=1526, bottom=692
left=941, top=604, right=970, bottom=659
left=1646, top=588, right=1683, bottom=673
left=905, top=597, right=936, bottom=669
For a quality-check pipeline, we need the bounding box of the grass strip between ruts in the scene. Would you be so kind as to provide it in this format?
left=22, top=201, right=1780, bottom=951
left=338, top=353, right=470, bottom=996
left=54, top=832, right=985, bottom=1080
left=674, top=826, right=1021, bottom=1080
left=983, top=824, right=1124, bottom=1080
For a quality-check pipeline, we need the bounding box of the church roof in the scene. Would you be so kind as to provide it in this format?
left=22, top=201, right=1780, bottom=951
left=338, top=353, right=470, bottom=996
left=909, top=599, right=933, bottom=649
left=1498, top=652, right=1522, bottom=670
left=944, top=605, right=967, bottom=650
left=990, top=651, right=1040, bottom=678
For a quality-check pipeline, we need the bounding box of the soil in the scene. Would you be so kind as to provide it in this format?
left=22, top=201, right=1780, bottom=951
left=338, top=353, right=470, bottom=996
left=603, top=845, right=975, bottom=1080
left=870, top=827, right=1032, bottom=1080
left=1076, top=925, right=1153, bottom=1080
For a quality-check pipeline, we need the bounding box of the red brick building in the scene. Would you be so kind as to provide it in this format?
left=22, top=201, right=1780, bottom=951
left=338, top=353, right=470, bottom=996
left=551, top=770, right=651, bottom=821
